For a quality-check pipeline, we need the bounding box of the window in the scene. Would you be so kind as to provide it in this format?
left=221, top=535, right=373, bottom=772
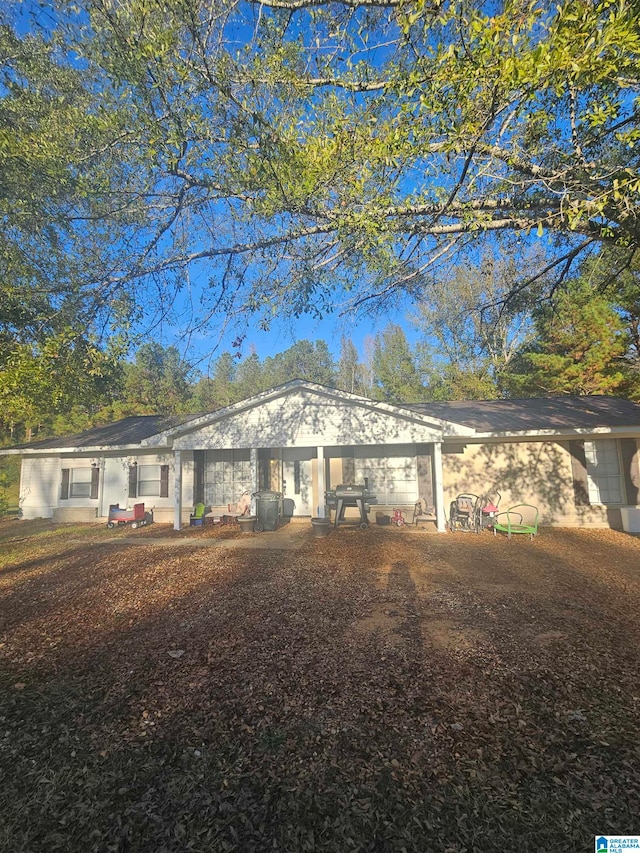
left=61, top=467, right=99, bottom=500
left=205, top=450, right=251, bottom=506
left=584, top=440, right=624, bottom=504
left=69, top=468, right=93, bottom=498
left=128, top=463, right=169, bottom=498
left=138, top=465, right=161, bottom=496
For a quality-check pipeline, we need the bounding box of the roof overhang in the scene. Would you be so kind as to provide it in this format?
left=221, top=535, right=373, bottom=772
left=3, top=382, right=636, bottom=457
left=0, top=441, right=173, bottom=456
left=454, top=425, right=640, bottom=444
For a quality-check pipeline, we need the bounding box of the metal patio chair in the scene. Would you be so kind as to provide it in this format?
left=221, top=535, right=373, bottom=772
left=448, top=493, right=481, bottom=532
left=412, top=498, right=436, bottom=527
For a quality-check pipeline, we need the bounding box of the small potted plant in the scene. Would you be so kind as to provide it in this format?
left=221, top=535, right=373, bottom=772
left=310, top=517, right=331, bottom=537
left=238, top=515, right=257, bottom=533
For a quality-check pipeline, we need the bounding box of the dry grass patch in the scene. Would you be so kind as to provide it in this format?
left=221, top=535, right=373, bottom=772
left=0, top=521, right=639, bottom=852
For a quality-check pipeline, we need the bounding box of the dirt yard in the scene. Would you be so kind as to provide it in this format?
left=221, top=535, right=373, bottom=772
left=0, top=520, right=638, bottom=852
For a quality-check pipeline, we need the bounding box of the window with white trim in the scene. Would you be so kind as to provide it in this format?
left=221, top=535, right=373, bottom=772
left=137, top=465, right=161, bottom=496
left=128, top=463, right=169, bottom=498
left=69, top=468, right=93, bottom=498
left=61, top=466, right=99, bottom=500
left=584, top=440, right=624, bottom=504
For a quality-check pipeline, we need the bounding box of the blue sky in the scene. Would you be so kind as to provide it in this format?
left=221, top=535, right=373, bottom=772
left=156, top=289, right=418, bottom=370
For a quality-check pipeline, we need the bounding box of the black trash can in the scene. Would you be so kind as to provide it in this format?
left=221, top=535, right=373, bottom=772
left=253, top=490, right=283, bottom=532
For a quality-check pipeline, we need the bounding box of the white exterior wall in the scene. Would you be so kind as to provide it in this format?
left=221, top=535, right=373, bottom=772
left=101, top=456, right=130, bottom=516
left=9, top=383, right=640, bottom=530
left=174, top=390, right=445, bottom=450
left=18, top=451, right=179, bottom=523
left=19, top=456, right=61, bottom=519
left=128, top=451, right=175, bottom=524
left=61, top=456, right=102, bottom=510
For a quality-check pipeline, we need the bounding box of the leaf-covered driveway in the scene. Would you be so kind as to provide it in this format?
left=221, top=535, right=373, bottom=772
left=0, top=522, right=638, bottom=852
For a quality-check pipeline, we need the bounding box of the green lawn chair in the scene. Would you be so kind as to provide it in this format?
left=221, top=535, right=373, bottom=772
left=190, top=502, right=206, bottom=527
left=493, top=504, right=539, bottom=539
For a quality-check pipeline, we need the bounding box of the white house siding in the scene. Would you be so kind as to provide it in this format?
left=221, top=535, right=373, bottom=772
left=128, top=451, right=177, bottom=524
left=19, top=451, right=180, bottom=523
left=10, top=384, right=640, bottom=530
left=441, top=439, right=627, bottom=528
left=59, top=456, right=102, bottom=520
left=282, top=448, right=314, bottom=515
left=19, top=456, right=61, bottom=519
left=101, top=453, right=182, bottom=520
left=100, top=456, right=130, bottom=516
left=173, top=390, right=443, bottom=450
left=313, top=445, right=432, bottom=522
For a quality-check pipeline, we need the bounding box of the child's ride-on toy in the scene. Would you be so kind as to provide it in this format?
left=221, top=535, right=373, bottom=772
left=107, top=503, right=151, bottom=530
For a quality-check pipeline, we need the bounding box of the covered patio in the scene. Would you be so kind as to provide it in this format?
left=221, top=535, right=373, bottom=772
left=167, top=382, right=466, bottom=531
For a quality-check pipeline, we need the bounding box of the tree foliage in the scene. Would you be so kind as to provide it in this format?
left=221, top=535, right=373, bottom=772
left=0, top=15, right=140, bottom=437
left=190, top=352, right=239, bottom=412
left=0, top=333, right=122, bottom=440
left=119, top=342, right=194, bottom=414
left=336, top=335, right=371, bottom=396
left=3, top=0, right=640, bottom=443
left=3, top=0, right=639, bottom=346
left=0, top=13, right=144, bottom=328
left=372, top=324, right=425, bottom=402
left=413, top=248, right=533, bottom=399
left=578, top=247, right=640, bottom=398
left=505, top=277, right=629, bottom=396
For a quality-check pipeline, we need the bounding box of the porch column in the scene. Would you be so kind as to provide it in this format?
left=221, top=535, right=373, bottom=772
left=250, top=448, right=258, bottom=515
left=316, top=446, right=326, bottom=518
left=433, top=441, right=446, bottom=532
left=174, top=450, right=182, bottom=531
left=97, top=458, right=106, bottom=518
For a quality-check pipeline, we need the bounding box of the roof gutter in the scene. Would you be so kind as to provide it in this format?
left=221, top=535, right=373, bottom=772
left=455, top=425, right=639, bottom=443
left=0, top=442, right=173, bottom=456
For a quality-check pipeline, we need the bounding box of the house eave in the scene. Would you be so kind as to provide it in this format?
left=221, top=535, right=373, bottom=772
left=2, top=442, right=172, bottom=456
left=459, top=425, right=639, bottom=443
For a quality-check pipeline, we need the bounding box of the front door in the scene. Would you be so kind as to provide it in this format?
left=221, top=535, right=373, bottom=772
left=282, top=449, right=313, bottom=516
left=101, top=457, right=129, bottom=517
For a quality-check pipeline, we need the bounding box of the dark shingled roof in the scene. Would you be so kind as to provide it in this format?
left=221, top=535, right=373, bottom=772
left=405, top=396, right=640, bottom=432
left=5, top=393, right=640, bottom=453
left=9, top=414, right=201, bottom=451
